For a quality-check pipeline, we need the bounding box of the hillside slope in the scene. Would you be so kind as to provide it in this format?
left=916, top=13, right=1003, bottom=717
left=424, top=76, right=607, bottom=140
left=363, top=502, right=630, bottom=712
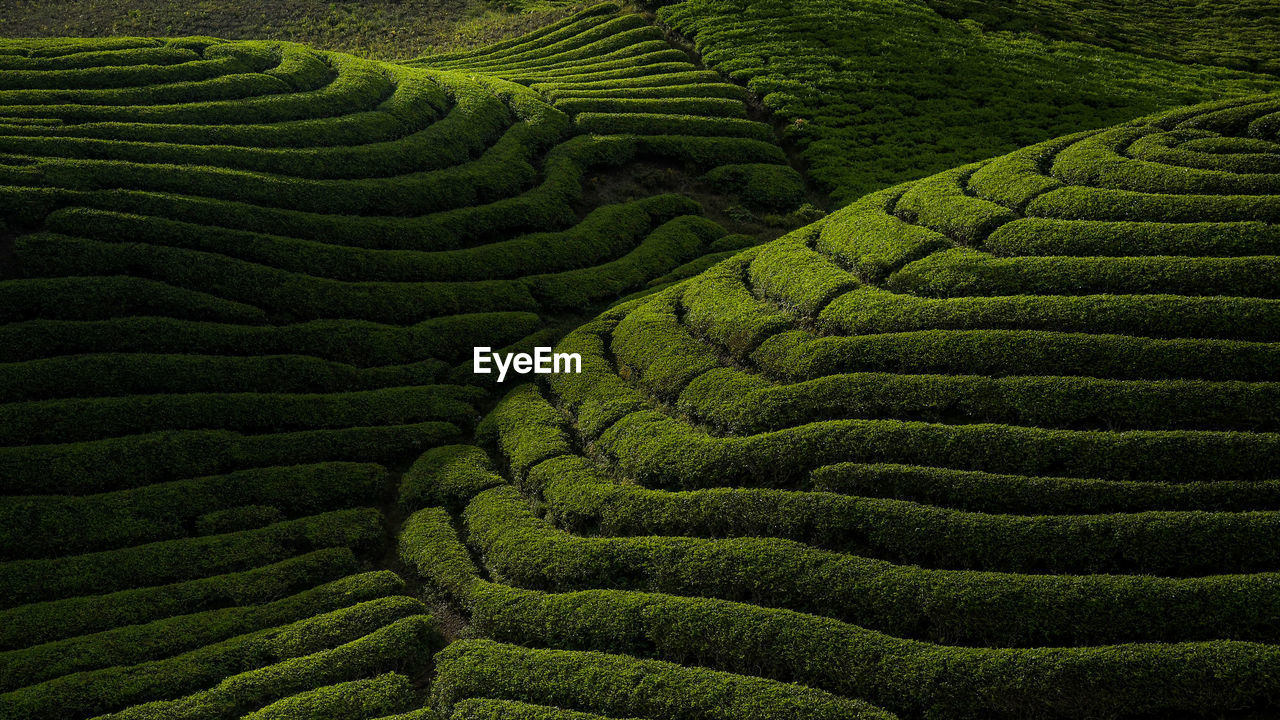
left=408, top=94, right=1280, bottom=719
left=658, top=0, right=1280, bottom=202
left=0, top=7, right=801, bottom=718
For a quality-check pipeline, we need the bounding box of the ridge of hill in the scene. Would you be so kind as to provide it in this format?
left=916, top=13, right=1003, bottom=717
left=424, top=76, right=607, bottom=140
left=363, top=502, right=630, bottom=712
left=407, top=94, right=1280, bottom=719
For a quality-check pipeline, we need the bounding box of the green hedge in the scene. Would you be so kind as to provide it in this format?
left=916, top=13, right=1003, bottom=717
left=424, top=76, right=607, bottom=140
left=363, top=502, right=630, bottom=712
left=755, top=326, right=1280, bottom=385
left=526, top=215, right=722, bottom=312
left=543, top=82, right=746, bottom=101
left=1026, top=185, right=1280, bottom=223
left=530, top=70, right=723, bottom=94
left=0, top=62, right=338, bottom=123
left=0, top=44, right=197, bottom=71
left=964, top=132, right=1088, bottom=210
left=596, top=405, right=1280, bottom=486
left=610, top=286, right=720, bottom=400
left=15, top=93, right=562, bottom=217
left=1, top=596, right=426, bottom=720
left=197, top=506, right=285, bottom=535
left=0, top=423, right=460, bottom=495
left=4, top=106, right=407, bottom=150
left=0, top=571, right=403, bottom=692
left=0, top=313, right=540, bottom=366
left=0, top=71, right=466, bottom=180
left=1128, top=132, right=1280, bottom=174
left=0, top=508, right=384, bottom=607
left=679, top=249, right=793, bottom=359
left=0, top=276, right=266, bottom=324
left=701, top=163, right=804, bottom=209
left=676, top=365, right=1280, bottom=434
left=985, top=217, right=1280, bottom=257
left=16, top=233, right=540, bottom=323
left=574, top=112, right=772, bottom=140
left=432, top=640, right=893, bottom=720
left=459, top=35, right=674, bottom=76
left=890, top=245, right=1280, bottom=298
left=399, top=445, right=506, bottom=512
left=498, top=55, right=695, bottom=86
left=466, top=483, right=1280, bottom=645
left=0, top=353, right=447, bottom=403
left=97, top=614, right=442, bottom=720
left=46, top=194, right=694, bottom=282
left=241, top=673, right=415, bottom=720
left=398, top=507, right=483, bottom=608
left=535, top=452, right=1280, bottom=575
left=0, top=548, right=357, bottom=651
left=542, top=315, right=648, bottom=442
left=820, top=285, right=1280, bottom=341
left=0, top=49, right=268, bottom=92
left=0, top=385, right=481, bottom=446
left=467, top=582, right=1280, bottom=720
left=1050, top=126, right=1280, bottom=195
left=417, top=4, right=619, bottom=64
left=446, top=699, right=641, bottom=720
left=814, top=185, right=947, bottom=282
left=555, top=96, right=747, bottom=118
left=893, top=163, right=1017, bottom=245
left=477, top=384, right=573, bottom=480
left=749, top=224, right=859, bottom=316
left=809, top=462, right=1280, bottom=514
left=1, top=463, right=390, bottom=558
left=428, top=15, right=650, bottom=71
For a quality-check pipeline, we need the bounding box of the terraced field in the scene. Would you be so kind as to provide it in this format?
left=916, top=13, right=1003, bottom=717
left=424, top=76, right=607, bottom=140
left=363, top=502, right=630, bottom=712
left=407, top=95, right=1280, bottom=718
left=658, top=0, right=1280, bottom=202
left=0, top=6, right=800, bottom=717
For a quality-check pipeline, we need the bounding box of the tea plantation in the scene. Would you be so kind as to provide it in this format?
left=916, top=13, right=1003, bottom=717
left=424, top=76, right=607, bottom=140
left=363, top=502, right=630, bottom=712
left=0, top=6, right=800, bottom=718
left=2, top=0, right=1279, bottom=718
left=658, top=0, right=1280, bottom=202
left=407, top=95, right=1280, bottom=719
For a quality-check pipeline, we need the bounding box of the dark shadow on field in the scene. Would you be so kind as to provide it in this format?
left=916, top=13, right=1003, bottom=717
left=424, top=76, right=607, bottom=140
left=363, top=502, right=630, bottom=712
left=578, top=158, right=798, bottom=242
left=0, top=227, right=17, bottom=279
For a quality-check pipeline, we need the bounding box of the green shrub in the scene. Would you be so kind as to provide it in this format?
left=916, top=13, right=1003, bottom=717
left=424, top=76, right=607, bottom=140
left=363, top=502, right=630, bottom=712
left=888, top=245, right=1280, bottom=298
left=0, top=385, right=481, bottom=446
left=467, top=580, right=1280, bottom=720
left=1, top=596, right=426, bottom=720
left=0, top=571, right=403, bottom=692
left=196, top=506, right=287, bottom=535
left=0, top=509, right=385, bottom=607
left=0, top=313, right=540, bottom=366
left=447, top=698, right=640, bottom=720
left=809, top=462, right=1280, bottom=514
left=0, top=276, right=266, bottom=324
left=0, top=353, right=448, bottom=403
left=241, top=673, right=415, bottom=720
left=478, top=384, right=574, bottom=479
left=701, top=163, right=804, bottom=209
left=432, top=640, right=893, bottom=720
left=0, top=423, right=461, bottom=495
left=465, top=484, right=1280, bottom=645
left=985, top=217, right=1280, bottom=257
left=0, top=463, right=390, bottom=558
left=0, top=549, right=358, bottom=651
left=820, top=285, right=1280, bottom=342
left=399, top=445, right=506, bottom=512
left=99, top=614, right=442, bottom=720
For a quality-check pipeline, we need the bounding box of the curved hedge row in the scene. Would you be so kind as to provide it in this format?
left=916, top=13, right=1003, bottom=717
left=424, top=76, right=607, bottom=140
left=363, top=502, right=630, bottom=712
left=395, top=96, right=1280, bottom=720
left=0, top=7, right=799, bottom=718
